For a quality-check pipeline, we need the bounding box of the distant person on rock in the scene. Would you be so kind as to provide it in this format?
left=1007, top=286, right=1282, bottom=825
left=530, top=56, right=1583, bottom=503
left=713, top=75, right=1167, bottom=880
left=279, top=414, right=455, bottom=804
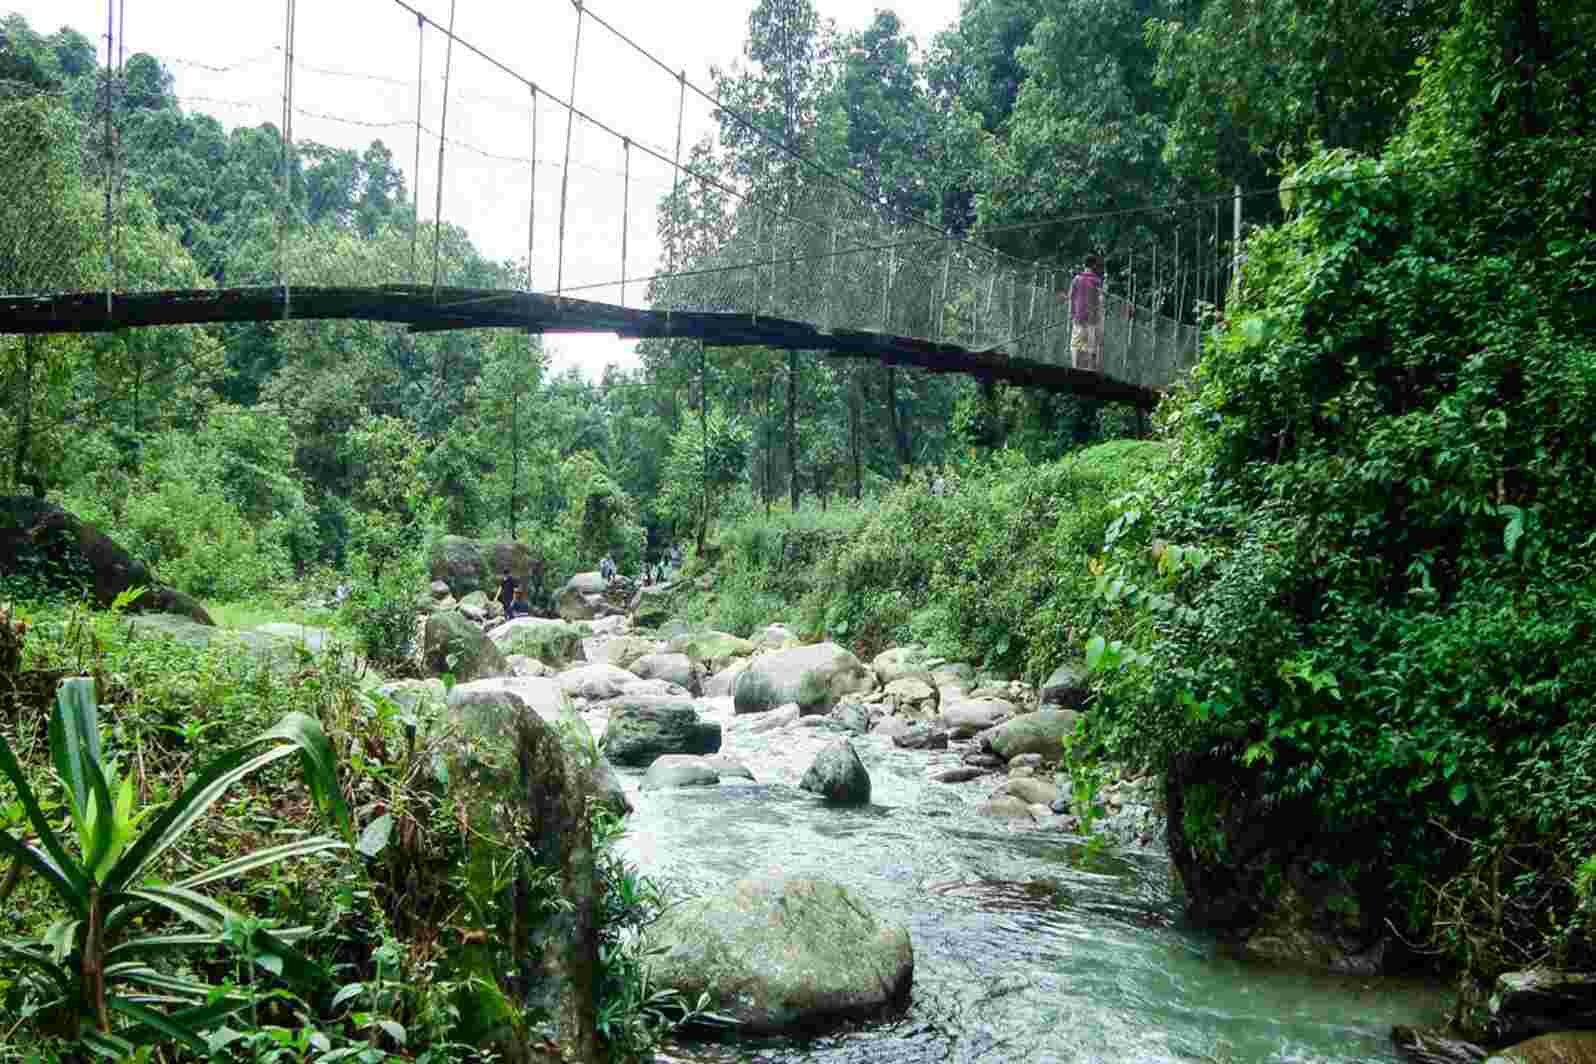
left=497, top=570, right=516, bottom=619
left=599, top=554, right=616, bottom=583
left=669, top=544, right=682, bottom=571
left=510, top=585, right=532, bottom=619
left=1063, top=254, right=1104, bottom=372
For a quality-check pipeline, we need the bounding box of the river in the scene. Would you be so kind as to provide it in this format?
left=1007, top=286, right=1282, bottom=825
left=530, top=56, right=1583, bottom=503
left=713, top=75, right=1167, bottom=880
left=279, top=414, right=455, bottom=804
left=601, top=696, right=1448, bottom=1064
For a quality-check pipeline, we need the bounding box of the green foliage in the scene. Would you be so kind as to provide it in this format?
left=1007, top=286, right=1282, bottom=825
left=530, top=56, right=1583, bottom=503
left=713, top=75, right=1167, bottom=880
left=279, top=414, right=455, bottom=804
left=660, top=409, right=752, bottom=549
left=0, top=677, right=350, bottom=1054
left=341, top=548, right=426, bottom=669
left=1071, top=0, right=1596, bottom=987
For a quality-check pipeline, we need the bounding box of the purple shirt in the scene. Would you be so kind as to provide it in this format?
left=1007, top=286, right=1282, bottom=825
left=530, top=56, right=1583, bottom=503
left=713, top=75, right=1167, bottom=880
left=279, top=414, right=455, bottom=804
left=1070, top=269, right=1102, bottom=324
left=1066, top=271, right=1104, bottom=325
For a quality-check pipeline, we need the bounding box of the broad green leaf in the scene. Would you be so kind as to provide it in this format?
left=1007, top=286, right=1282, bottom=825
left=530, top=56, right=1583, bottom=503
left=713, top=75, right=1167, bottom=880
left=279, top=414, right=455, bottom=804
left=107, top=994, right=210, bottom=1053
left=260, top=712, right=352, bottom=841
left=1449, top=783, right=1469, bottom=806
left=0, top=734, right=87, bottom=904
left=0, top=830, right=80, bottom=911
left=51, top=679, right=100, bottom=826
left=378, top=1019, right=407, bottom=1046
left=106, top=744, right=300, bottom=892
left=80, top=746, right=117, bottom=883
left=109, top=586, right=147, bottom=613
left=0, top=938, right=75, bottom=989
left=42, top=917, right=79, bottom=963
left=1085, top=635, right=1107, bottom=671
left=357, top=814, right=393, bottom=858
left=174, top=836, right=346, bottom=891
left=80, top=1030, right=137, bottom=1059
left=331, top=982, right=367, bottom=1009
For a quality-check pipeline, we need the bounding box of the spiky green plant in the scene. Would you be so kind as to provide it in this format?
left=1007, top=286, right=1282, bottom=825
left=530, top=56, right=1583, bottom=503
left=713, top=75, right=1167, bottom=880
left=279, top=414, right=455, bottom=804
left=0, top=677, right=351, bottom=1058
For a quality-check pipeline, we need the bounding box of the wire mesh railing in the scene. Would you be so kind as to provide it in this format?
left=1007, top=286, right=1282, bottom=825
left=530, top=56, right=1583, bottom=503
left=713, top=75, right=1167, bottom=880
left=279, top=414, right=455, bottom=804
left=0, top=0, right=1204, bottom=395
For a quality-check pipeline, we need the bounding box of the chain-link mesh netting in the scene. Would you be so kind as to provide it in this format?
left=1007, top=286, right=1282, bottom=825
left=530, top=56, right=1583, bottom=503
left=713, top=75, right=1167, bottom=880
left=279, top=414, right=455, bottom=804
left=1, top=0, right=1201, bottom=394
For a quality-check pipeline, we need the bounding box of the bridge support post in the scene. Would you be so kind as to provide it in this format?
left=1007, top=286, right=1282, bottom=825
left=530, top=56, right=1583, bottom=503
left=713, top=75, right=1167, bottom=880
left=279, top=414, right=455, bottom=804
left=525, top=84, right=537, bottom=292
left=620, top=138, right=630, bottom=307
left=555, top=0, right=585, bottom=305
left=936, top=241, right=950, bottom=343
left=881, top=247, right=894, bottom=333
left=825, top=226, right=837, bottom=332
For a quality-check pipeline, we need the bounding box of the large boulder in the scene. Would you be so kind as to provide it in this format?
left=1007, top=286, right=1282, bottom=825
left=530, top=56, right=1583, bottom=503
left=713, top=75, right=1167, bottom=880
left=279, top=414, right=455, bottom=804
left=629, top=652, right=702, bottom=696
left=556, top=572, right=611, bottom=622
left=429, top=535, right=543, bottom=601
left=798, top=739, right=871, bottom=805
left=931, top=662, right=974, bottom=689
left=939, top=698, right=1017, bottom=739
left=127, top=615, right=302, bottom=673
left=1040, top=661, right=1092, bottom=709
left=1485, top=1032, right=1596, bottom=1063
left=447, top=676, right=573, bottom=728
left=504, top=654, right=551, bottom=678
left=446, top=677, right=628, bottom=817
left=975, top=795, right=1037, bottom=824
left=621, top=678, right=689, bottom=698
left=704, top=658, right=751, bottom=698
left=641, top=754, right=721, bottom=791
left=892, top=723, right=948, bottom=750
left=603, top=696, right=722, bottom=766
left=490, top=618, right=584, bottom=668
left=423, top=611, right=507, bottom=682
left=980, top=709, right=1080, bottom=761
left=733, top=642, right=876, bottom=716
left=1004, top=777, right=1060, bottom=806
left=645, top=878, right=913, bottom=1034
left=555, top=663, right=638, bottom=702
left=0, top=496, right=212, bottom=624
left=872, top=646, right=930, bottom=686
left=373, top=678, right=448, bottom=715
left=433, top=669, right=601, bottom=1058
left=1490, top=971, right=1596, bottom=1044
left=750, top=622, right=799, bottom=651
left=629, top=583, right=677, bottom=628
left=591, top=635, right=661, bottom=671
left=668, top=630, right=757, bottom=671
left=881, top=675, right=940, bottom=719
left=254, top=622, right=336, bottom=655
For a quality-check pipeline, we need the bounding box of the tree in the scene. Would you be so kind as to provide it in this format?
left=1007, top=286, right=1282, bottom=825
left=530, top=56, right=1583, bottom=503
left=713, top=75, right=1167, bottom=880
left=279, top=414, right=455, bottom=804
left=0, top=96, right=96, bottom=492
left=1148, top=0, right=1447, bottom=195
left=661, top=409, right=751, bottom=551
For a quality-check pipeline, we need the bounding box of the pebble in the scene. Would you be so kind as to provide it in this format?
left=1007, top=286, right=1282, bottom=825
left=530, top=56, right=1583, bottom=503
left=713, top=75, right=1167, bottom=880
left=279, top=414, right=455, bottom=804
left=932, top=766, right=987, bottom=784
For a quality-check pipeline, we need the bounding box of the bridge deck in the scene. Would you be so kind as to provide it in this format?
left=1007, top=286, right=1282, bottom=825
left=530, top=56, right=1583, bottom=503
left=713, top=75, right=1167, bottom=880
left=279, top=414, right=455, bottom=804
left=0, top=285, right=1160, bottom=407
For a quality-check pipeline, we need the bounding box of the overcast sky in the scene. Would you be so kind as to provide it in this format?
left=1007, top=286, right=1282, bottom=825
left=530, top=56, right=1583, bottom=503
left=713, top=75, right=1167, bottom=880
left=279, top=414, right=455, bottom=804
left=14, top=0, right=961, bottom=379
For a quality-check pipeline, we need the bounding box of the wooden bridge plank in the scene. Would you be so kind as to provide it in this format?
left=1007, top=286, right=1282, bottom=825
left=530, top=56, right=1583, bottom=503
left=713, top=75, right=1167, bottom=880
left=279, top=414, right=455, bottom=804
left=0, top=285, right=1159, bottom=408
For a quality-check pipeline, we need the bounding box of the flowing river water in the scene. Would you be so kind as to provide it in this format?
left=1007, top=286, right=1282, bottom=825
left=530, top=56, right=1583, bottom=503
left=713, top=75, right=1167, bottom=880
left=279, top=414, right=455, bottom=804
left=594, top=695, right=1450, bottom=1064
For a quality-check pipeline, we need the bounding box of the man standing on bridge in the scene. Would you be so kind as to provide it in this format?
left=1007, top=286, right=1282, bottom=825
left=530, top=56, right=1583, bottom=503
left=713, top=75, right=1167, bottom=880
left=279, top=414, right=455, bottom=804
left=1064, top=255, right=1104, bottom=372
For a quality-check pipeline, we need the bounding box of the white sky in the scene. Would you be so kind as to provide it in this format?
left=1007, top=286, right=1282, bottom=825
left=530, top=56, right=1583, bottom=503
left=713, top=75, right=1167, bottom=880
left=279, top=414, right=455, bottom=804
left=14, top=0, right=960, bottom=380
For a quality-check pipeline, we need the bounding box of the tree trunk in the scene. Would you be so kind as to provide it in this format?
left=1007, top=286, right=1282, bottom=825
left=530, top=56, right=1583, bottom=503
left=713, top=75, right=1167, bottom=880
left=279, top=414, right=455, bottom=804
left=850, top=367, right=863, bottom=501
left=764, top=368, right=774, bottom=518
left=980, top=376, right=1003, bottom=448
left=885, top=365, right=910, bottom=476
left=698, top=341, right=709, bottom=554
left=786, top=350, right=799, bottom=510
left=11, top=335, right=35, bottom=491
left=510, top=385, right=520, bottom=538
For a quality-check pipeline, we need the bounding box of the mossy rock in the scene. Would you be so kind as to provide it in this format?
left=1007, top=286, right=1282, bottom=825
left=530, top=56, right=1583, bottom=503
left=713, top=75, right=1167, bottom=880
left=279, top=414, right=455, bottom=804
left=645, top=877, right=912, bottom=1034
left=0, top=496, right=212, bottom=624
left=489, top=618, right=584, bottom=668
left=423, top=611, right=507, bottom=682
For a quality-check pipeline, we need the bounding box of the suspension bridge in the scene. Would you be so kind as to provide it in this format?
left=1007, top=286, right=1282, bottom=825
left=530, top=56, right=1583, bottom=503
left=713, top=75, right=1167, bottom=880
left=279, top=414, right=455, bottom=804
left=0, top=0, right=1217, bottom=409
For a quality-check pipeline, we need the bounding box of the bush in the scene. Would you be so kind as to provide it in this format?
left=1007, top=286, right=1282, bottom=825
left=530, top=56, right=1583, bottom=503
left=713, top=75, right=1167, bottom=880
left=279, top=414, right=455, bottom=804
left=343, top=548, right=426, bottom=669
left=1072, top=7, right=1596, bottom=990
